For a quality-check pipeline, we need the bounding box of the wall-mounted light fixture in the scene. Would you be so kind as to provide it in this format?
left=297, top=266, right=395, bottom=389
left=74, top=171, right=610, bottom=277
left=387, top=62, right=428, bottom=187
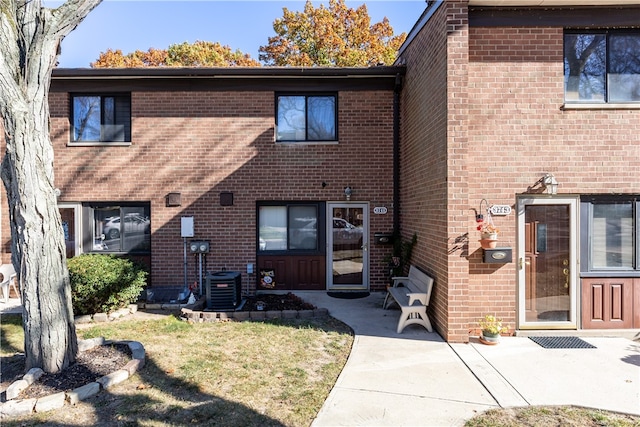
left=542, top=173, right=558, bottom=195
left=344, top=186, right=352, bottom=201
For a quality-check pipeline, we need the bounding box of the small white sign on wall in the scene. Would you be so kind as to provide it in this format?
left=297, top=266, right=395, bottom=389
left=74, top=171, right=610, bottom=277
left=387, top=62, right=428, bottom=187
left=489, top=205, right=512, bottom=216
left=373, top=207, right=388, bottom=214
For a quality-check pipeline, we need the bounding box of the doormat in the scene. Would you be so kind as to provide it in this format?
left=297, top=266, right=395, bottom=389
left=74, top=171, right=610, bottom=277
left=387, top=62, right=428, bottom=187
left=529, top=336, right=596, bottom=349
left=327, top=291, right=370, bottom=299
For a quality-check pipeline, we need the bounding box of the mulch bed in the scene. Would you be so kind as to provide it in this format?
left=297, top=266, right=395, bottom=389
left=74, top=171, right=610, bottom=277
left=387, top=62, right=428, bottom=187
left=1, top=343, right=131, bottom=401
left=239, top=292, right=316, bottom=312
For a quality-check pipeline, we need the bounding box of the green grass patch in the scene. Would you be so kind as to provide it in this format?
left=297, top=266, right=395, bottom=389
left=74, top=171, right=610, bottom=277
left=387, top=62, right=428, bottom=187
left=0, top=314, right=23, bottom=355
left=465, top=406, right=640, bottom=427
left=2, top=313, right=353, bottom=427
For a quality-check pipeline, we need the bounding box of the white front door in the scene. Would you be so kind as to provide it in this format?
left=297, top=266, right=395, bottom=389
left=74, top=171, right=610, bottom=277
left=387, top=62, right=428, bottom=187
left=517, top=196, right=579, bottom=329
left=327, top=203, right=368, bottom=290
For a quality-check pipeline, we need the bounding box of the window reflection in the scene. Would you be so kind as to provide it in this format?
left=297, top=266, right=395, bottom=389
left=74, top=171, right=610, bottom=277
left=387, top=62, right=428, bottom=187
left=564, top=31, right=640, bottom=103
left=592, top=203, right=633, bottom=268
left=276, top=94, right=337, bottom=142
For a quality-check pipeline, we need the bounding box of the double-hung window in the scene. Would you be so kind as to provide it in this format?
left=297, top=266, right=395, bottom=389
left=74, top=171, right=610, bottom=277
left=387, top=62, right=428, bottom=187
left=581, top=197, right=639, bottom=273
left=564, top=30, right=640, bottom=103
left=258, top=202, right=325, bottom=252
left=71, top=94, right=131, bottom=142
left=276, top=94, right=337, bottom=142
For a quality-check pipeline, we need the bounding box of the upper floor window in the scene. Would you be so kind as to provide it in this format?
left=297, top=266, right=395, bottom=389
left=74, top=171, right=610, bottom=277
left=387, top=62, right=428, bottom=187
left=564, top=31, right=640, bottom=103
left=71, top=94, right=131, bottom=142
left=276, top=94, right=337, bottom=142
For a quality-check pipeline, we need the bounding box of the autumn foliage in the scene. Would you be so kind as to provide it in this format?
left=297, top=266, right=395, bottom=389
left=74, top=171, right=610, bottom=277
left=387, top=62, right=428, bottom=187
left=92, top=41, right=261, bottom=68
left=259, top=0, right=406, bottom=67
left=92, top=0, right=406, bottom=68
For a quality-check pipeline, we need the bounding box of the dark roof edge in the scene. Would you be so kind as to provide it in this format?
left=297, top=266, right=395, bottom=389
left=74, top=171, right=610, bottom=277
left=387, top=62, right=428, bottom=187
left=396, top=0, right=443, bottom=61
left=52, top=66, right=406, bottom=79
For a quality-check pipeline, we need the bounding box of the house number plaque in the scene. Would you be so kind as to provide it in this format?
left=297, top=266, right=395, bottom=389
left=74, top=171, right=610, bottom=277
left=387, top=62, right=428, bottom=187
left=489, top=205, right=512, bottom=216
left=373, top=207, right=388, bottom=214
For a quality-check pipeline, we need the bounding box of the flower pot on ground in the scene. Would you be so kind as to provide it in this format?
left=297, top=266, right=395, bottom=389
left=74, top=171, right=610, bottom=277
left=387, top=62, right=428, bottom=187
left=478, top=314, right=507, bottom=345
left=480, top=330, right=501, bottom=345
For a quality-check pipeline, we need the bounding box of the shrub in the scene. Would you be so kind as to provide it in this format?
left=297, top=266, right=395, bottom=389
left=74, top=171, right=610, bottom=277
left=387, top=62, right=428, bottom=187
left=68, top=254, right=147, bottom=315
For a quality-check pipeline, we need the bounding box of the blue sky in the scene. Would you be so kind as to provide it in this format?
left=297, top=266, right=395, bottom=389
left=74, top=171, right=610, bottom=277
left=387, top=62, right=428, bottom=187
left=50, top=1, right=426, bottom=68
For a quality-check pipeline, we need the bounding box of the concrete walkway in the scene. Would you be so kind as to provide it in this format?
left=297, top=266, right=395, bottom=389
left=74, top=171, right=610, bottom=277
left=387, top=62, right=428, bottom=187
left=294, top=291, right=640, bottom=427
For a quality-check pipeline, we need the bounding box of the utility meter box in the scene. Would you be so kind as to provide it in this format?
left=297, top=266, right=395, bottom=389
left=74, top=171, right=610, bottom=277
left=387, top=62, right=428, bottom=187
left=181, top=216, right=194, bottom=238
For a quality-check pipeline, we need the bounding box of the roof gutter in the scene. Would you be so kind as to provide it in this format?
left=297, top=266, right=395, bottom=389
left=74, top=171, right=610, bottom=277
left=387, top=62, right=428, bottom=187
left=52, top=66, right=404, bottom=80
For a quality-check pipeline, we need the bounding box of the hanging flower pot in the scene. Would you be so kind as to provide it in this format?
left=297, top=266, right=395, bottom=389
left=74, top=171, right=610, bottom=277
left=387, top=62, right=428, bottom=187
left=479, top=237, right=498, bottom=249
left=477, top=212, right=499, bottom=249
left=481, top=232, right=498, bottom=240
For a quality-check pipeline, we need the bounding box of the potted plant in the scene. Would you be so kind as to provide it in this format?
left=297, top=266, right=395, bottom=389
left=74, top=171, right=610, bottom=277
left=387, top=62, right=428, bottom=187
left=478, top=314, right=507, bottom=345
left=477, top=217, right=499, bottom=249
left=384, top=233, right=417, bottom=283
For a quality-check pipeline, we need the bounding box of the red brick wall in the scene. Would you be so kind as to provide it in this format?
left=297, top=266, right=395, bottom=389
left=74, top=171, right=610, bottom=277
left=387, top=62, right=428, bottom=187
left=398, top=2, right=467, bottom=341
left=400, top=4, right=640, bottom=342
left=467, top=25, right=640, bottom=334
left=3, top=88, right=396, bottom=293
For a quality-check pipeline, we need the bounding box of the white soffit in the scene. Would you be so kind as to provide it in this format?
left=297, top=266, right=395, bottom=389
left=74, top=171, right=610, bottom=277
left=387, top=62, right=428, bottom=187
left=469, top=1, right=640, bottom=6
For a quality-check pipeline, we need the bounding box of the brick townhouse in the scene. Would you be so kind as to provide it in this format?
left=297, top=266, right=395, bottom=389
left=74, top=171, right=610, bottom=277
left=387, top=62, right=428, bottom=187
left=2, top=67, right=402, bottom=299
left=3, top=0, right=640, bottom=342
left=397, top=0, right=640, bottom=342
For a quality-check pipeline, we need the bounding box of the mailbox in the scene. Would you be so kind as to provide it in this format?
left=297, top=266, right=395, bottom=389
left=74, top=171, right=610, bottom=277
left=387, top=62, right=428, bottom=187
left=374, top=232, right=394, bottom=245
left=483, top=247, right=512, bottom=263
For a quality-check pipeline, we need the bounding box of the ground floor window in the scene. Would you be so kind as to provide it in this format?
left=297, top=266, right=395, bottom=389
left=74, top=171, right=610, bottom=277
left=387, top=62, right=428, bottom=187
left=84, top=202, right=150, bottom=254
left=581, top=196, right=638, bottom=272
left=257, top=202, right=325, bottom=253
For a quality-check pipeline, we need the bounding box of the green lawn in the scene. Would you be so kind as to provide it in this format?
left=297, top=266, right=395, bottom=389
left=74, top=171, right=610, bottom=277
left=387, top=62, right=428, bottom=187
left=1, top=313, right=354, bottom=426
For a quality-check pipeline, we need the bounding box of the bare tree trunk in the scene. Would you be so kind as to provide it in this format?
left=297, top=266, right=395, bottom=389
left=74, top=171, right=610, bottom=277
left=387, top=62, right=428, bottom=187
left=0, top=0, right=102, bottom=373
left=2, top=103, right=78, bottom=373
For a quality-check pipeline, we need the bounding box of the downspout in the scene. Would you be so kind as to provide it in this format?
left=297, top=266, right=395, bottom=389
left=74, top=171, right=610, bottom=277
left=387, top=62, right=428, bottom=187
left=393, top=73, right=402, bottom=239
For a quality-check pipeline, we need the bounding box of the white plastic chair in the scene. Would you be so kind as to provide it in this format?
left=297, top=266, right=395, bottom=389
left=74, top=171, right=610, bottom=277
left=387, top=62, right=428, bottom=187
left=0, top=263, right=19, bottom=303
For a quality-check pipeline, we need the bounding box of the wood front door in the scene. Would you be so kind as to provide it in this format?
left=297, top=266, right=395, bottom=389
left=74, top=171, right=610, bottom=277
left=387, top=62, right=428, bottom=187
left=582, top=278, right=634, bottom=329
left=518, top=197, right=578, bottom=329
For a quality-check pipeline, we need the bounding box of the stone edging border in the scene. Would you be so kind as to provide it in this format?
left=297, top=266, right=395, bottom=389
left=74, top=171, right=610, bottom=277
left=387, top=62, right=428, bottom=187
left=180, top=306, right=329, bottom=322
left=140, top=298, right=330, bottom=323
left=74, top=304, right=141, bottom=324
left=72, top=296, right=330, bottom=325
left=0, top=338, right=145, bottom=419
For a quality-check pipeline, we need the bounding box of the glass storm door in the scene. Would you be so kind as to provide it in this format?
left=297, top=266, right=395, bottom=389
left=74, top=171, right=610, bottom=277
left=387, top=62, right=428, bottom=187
left=59, top=204, right=80, bottom=258
left=517, top=197, right=578, bottom=329
left=327, top=203, right=368, bottom=290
